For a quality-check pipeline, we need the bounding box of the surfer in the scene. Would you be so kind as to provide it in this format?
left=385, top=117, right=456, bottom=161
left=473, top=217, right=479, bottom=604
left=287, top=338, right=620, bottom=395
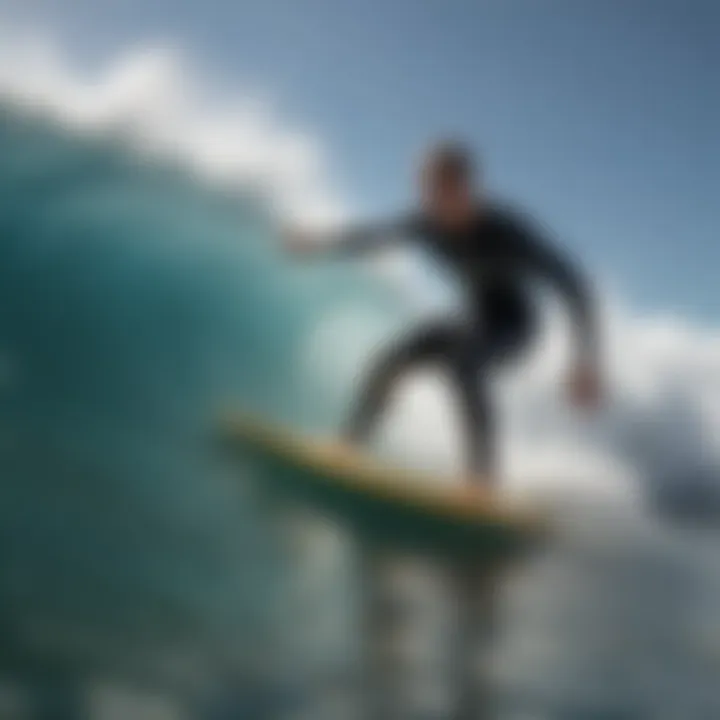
left=284, top=141, right=602, bottom=483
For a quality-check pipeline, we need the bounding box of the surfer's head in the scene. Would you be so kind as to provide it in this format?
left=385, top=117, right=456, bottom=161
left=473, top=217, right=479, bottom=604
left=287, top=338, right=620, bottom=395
left=419, top=140, right=479, bottom=229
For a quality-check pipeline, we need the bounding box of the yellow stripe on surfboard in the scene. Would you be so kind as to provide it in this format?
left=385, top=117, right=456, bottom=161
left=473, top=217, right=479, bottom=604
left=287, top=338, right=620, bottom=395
left=223, top=414, right=546, bottom=533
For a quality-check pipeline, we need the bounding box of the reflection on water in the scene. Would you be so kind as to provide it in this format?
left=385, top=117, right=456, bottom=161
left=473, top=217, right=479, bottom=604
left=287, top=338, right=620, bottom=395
left=258, top=503, right=720, bottom=720
left=2, top=474, right=720, bottom=719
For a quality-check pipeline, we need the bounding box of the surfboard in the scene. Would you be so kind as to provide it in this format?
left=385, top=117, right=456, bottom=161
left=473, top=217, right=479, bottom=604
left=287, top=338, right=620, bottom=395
left=222, top=415, right=548, bottom=562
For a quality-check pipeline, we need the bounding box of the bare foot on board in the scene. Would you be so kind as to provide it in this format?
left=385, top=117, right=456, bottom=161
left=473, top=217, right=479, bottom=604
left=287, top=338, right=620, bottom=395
left=458, top=480, right=495, bottom=504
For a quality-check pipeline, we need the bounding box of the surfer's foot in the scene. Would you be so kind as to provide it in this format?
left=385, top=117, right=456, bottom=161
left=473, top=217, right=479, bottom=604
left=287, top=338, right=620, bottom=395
left=459, top=479, right=494, bottom=502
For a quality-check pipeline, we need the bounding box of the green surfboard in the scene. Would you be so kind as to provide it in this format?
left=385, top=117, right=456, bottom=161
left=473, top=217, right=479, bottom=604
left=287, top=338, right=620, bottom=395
left=222, top=415, right=548, bottom=562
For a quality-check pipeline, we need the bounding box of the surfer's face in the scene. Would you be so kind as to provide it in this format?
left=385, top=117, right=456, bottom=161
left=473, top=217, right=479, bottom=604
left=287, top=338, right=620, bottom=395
left=420, top=162, right=477, bottom=231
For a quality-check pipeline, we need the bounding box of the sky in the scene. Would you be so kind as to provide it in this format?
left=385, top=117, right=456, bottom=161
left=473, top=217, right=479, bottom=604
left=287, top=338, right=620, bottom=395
left=1, top=0, right=717, bottom=321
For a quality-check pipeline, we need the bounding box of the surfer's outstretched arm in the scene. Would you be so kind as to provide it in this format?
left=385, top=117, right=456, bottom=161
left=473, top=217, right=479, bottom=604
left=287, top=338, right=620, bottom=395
left=284, top=214, right=420, bottom=258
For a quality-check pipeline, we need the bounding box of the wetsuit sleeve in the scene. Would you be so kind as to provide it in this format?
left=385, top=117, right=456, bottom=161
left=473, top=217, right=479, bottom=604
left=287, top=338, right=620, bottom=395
left=325, top=213, right=423, bottom=256
left=511, top=212, right=599, bottom=365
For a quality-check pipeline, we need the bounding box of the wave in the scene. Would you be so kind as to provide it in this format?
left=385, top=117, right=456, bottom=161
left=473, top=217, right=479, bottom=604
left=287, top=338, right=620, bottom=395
left=0, top=98, right=401, bottom=691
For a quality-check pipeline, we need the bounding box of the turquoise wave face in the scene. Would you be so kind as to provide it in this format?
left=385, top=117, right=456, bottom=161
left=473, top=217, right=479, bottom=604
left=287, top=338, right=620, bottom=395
left=0, top=103, right=393, bottom=685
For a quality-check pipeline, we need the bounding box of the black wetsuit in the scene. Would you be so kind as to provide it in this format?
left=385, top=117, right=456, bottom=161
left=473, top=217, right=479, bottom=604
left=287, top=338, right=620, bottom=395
left=334, top=203, right=596, bottom=479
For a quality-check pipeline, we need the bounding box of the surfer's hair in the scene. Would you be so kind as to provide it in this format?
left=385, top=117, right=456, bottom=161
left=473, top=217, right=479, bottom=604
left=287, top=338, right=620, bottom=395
left=424, top=140, right=477, bottom=183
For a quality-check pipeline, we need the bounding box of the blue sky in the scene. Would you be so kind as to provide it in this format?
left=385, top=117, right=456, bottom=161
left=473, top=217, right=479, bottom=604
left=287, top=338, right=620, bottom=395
left=4, top=0, right=718, bottom=319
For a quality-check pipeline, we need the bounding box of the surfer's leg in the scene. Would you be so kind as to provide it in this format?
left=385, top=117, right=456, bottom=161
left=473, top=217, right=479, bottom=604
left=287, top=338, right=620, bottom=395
left=451, top=356, right=495, bottom=481
left=344, top=322, right=454, bottom=445
left=450, top=320, right=534, bottom=483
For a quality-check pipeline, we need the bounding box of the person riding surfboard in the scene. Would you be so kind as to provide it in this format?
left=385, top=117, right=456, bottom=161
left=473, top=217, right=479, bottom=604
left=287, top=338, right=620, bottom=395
left=284, top=141, right=602, bottom=485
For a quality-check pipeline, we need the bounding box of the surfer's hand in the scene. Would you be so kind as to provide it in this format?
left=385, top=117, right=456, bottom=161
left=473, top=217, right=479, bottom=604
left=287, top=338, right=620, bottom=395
left=566, top=362, right=602, bottom=410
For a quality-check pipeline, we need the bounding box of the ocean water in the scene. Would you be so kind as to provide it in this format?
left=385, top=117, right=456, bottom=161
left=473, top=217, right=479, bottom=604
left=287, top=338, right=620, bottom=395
left=0, top=102, right=719, bottom=720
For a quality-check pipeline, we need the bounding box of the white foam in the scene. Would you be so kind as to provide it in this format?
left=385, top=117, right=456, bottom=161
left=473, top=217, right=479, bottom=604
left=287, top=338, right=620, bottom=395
left=0, top=25, right=348, bottom=226
left=307, top=291, right=720, bottom=514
